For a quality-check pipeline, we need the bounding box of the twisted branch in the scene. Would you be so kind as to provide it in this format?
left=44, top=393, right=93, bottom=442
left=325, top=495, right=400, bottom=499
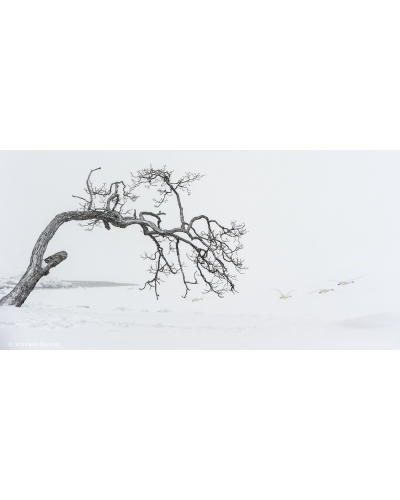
left=70, top=166, right=247, bottom=299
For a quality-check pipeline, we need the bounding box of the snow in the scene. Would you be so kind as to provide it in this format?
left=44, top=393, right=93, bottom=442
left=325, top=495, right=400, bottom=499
left=1, top=277, right=400, bottom=349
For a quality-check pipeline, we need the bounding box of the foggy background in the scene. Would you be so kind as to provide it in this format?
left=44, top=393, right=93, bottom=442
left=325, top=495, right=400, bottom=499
left=1, top=150, right=400, bottom=317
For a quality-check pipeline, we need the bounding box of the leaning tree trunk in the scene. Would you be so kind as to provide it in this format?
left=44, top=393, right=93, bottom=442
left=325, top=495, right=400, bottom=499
left=0, top=210, right=119, bottom=307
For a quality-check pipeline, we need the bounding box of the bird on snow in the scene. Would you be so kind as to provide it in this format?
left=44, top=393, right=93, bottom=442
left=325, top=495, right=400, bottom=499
left=328, top=277, right=363, bottom=286
left=270, top=289, right=296, bottom=300
left=308, top=289, right=341, bottom=295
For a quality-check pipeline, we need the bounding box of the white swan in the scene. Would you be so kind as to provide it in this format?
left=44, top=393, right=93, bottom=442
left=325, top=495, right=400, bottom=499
left=329, top=277, right=363, bottom=286
left=271, top=289, right=295, bottom=300
left=184, top=297, right=211, bottom=302
left=308, top=289, right=341, bottom=295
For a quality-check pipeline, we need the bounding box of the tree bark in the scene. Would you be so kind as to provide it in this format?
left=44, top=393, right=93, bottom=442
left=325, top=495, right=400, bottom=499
left=0, top=210, right=125, bottom=307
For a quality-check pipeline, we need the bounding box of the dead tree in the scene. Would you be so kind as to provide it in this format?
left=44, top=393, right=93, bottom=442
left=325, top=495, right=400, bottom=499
left=0, top=166, right=247, bottom=307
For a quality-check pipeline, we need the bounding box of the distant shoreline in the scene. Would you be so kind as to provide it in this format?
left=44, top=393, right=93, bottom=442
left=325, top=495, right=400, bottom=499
left=1, top=279, right=140, bottom=291
left=60, top=281, right=139, bottom=288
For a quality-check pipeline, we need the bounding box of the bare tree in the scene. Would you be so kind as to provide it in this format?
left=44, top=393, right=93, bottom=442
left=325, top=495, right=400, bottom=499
left=0, top=166, right=247, bottom=307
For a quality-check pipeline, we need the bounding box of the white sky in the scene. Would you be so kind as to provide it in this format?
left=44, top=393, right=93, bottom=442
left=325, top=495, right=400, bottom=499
left=2, top=150, right=400, bottom=314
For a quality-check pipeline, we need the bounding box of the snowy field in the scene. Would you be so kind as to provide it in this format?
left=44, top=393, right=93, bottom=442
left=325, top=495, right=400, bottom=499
left=1, top=276, right=400, bottom=350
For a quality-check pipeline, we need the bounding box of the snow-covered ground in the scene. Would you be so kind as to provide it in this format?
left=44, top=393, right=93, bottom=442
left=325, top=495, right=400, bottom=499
left=1, top=277, right=400, bottom=349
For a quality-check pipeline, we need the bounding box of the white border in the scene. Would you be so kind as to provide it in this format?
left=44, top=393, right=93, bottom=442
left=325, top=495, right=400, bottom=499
left=2, top=1, right=400, bottom=498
